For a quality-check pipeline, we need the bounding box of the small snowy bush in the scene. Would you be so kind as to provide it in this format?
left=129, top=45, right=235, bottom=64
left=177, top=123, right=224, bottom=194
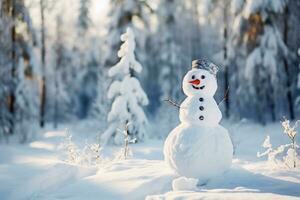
left=59, top=129, right=103, bottom=166
left=81, top=142, right=102, bottom=166
left=59, top=132, right=80, bottom=164
left=115, top=123, right=136, bottom=160
left=281, top=119, right=299, bottom=168
left=257, top=119, right=299, bottom=168
left=59, top=128, right=134, bottom=166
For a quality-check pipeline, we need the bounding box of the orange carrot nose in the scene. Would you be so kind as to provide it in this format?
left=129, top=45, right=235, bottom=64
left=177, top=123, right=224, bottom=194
left=189, top=79, right=200, bottom=85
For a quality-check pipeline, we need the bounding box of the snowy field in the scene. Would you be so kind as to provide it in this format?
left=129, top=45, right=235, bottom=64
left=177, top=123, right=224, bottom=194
left=0, top=120, right=299, bottom=200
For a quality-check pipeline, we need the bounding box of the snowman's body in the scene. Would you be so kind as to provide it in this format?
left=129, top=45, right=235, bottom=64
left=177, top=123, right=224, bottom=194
left=179, top=95, right=221, bottom=127
left=164, top=63, right=233, bottom=183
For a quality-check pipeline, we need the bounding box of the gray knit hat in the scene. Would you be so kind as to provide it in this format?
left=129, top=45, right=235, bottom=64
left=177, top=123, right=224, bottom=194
left=192, top=59, right=219, bottom=76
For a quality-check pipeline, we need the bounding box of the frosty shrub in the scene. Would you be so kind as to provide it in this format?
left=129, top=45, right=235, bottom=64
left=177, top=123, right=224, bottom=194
left=81, top=142, right=102, bottom=166
left=257, top=135, right=286, bottom=166
left=114, top=123, right=137, bottom=160
left=59, top=129, right=103, bottom=166
left=114, top=145, right=133, bottom=161
left=59, top=133, right=80, bottom=164
left=59, top=127, right=137, bottom=166
left=281, top=119, right=299, bottom=168
left=257, top=119, right=299, bottom=168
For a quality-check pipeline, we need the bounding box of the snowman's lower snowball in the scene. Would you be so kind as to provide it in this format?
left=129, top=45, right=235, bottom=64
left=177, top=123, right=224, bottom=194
left=164, top=123, right=233, bottom=183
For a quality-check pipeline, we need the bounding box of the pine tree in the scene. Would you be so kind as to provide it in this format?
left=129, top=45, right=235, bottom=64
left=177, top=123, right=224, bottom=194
left=281, top=1, right=300, bottom=120
left=14, top=58, right=39, bottom=142
left=78, top=0, right=91, bottom=35
left=0, top=0, right=38, bottom=142
left=0, top=0, right=13, bottom=141
left=156, top=0, right=185, bottom=101
left=52, top=16, right=71, bottom=128
left=74, top=0, right=101, bottom=119
left=230, top=0, right=290, bottom=123
left=153, top=0, right=187, bottom=136
left=103, top=0, right=151, bottom=68
left=101, top=28, right=149, bottom=145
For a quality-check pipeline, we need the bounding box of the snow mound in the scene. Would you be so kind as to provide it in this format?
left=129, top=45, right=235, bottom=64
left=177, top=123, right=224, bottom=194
left=147, top=165, right=300, bottom=200
left=172, top=176, right=198, bottom=191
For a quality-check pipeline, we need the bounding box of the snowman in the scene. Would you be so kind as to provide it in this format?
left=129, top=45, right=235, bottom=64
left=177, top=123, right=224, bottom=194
left=164, top=59, right=233, bottom=185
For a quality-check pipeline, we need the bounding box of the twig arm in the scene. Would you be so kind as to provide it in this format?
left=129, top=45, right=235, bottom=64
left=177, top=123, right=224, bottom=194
left=164, top=99, right=181, bottom=109
left=218, top=86, right=229, bottom=106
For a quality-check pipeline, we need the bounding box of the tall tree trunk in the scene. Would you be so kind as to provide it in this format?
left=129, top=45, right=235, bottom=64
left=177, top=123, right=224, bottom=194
left=223, top=4, right=230, bottom=118
left=53, top=67, right=58, bottom=129
left=40, top=0, right=46, bottom=127
left=53, top=16, right=59, bottom=129
left=8, top=0, right=16, bottom=134
left=283, top=5, right=295, bottom=120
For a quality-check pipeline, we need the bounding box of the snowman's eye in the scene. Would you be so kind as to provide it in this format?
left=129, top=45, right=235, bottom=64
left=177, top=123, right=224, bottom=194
left=201, top=75, right=205, bottom=79
left=191, top=75, right=195, bottom=79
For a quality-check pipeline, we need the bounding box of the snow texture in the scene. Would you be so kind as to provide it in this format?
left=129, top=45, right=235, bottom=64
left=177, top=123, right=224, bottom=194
left=172, top=176, right=198, bottom=191
left=0, top=121, right=300, bottom=200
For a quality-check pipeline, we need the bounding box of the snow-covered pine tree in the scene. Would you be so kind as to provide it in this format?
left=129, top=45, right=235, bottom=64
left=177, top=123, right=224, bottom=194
left=101, top=28, right=149, bottom=145
left=0, top=1, right=13, bottom=141
left=230, top=0, right=290, bottom=123
left=89, top=66, right=109, bottom=124
left=0, top=0, right=39, bottom=142
left=156, top=0, right=185, bottom=102
left=74, top=0, right=101, bottom=119
left=14, top=58, right=39, bottom=142
left=285, top=1, right=300, bottom=118
left=51, top=15, right=72, bottom=128
left=103, top=0, right=151, bottom=68
left=152, top=0, right=188, bottom=137
left=78, top=0, right=91, bottom=35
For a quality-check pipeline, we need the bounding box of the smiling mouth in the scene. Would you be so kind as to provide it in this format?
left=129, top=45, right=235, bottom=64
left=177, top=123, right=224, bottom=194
left=192, top=85, right=205, bottom=90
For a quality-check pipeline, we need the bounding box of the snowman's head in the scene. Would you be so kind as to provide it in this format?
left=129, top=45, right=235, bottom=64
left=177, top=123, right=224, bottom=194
left=182, top=68, right=217, bottom=97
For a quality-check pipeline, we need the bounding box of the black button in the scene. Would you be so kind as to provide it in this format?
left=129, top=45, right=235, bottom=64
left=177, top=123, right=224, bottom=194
left=199, top=106, right=204, bottom=111
left=199, top=98, right=204, bottom=102
left=199, top=116, right=204, bottom=120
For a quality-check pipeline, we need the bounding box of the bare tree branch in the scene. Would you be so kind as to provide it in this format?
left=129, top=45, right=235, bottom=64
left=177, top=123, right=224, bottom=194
left=164, top=99, right=181, bottom=109
left=124, top=122, right=130, bottom=159
left=218, top=86, right=229, bottom=106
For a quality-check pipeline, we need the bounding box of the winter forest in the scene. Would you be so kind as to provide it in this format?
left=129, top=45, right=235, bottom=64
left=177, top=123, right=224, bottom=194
left=1, top=0, right=300, bottom=199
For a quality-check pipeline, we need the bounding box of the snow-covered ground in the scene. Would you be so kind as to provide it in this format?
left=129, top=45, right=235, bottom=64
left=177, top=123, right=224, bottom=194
left=0, top=120, right=299, bottom=200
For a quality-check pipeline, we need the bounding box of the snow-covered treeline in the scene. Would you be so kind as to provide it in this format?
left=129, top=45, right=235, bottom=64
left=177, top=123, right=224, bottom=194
left=0, top=0, right=300, bottom=142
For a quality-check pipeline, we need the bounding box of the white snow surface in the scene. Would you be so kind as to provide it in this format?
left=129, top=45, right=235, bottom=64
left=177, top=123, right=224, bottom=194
left=172, top=177, right=198, bottom=191
left=0, top=120, right=300, bottom=200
